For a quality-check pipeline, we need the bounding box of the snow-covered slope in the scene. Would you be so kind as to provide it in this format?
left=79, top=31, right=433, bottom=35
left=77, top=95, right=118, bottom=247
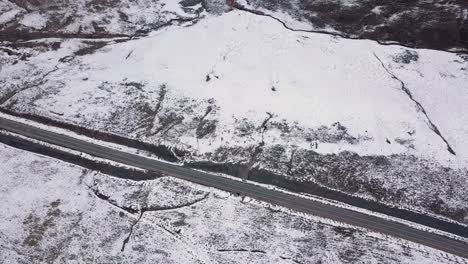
left=3, top=10, right=467, bottom=164
left=1, top=8, right=468, bottom=223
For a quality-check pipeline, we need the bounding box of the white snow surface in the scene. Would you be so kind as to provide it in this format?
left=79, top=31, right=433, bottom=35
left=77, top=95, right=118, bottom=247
left=19, top=12, right=49, bottom=30
left=0, top=9, right=20, bottom=25
left=381, top=50, right=468, bottom=164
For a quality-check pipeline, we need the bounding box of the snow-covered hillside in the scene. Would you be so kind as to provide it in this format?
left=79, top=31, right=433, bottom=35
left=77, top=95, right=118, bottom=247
left=1, top=2, right=468, bottom=224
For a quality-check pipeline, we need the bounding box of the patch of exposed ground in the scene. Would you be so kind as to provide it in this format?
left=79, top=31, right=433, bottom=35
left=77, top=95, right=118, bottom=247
left=240, top=0, right=468, bottom=52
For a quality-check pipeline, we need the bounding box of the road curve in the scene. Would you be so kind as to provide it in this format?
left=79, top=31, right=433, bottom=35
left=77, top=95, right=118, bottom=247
left=0, top=117, right=467, bottom=259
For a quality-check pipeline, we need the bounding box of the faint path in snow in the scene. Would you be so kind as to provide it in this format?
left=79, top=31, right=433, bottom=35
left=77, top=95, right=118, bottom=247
left=373, top=52, right=456, bottom=156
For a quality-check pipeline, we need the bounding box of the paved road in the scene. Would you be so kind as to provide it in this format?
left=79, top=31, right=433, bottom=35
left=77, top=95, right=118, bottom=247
left=0, top=117, right=467, bottom=259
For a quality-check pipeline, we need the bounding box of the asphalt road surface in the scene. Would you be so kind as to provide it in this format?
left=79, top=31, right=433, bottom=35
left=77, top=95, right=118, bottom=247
left=0, top=117, right=467, bottom=259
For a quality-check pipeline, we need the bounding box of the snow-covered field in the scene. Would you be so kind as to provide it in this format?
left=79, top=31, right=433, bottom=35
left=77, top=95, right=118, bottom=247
left=1, top=2, right=468, bottom=224
left=1, top=144, right=466, bottom=263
